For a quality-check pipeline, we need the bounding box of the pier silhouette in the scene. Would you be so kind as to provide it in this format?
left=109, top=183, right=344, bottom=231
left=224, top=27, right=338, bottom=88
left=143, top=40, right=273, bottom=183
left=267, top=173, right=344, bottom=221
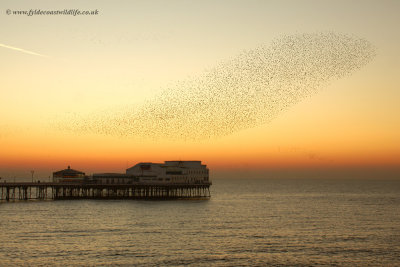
left=0, top=181, right=211, bottom=201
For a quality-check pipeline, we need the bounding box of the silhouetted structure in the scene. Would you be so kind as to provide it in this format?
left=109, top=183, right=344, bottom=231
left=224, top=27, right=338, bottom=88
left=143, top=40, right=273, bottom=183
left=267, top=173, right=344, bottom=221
left=53, top=166, right=85, bottom=183
left=1, top=161, right=211, bottom=201
left=0, top=182, right=211, bottom=201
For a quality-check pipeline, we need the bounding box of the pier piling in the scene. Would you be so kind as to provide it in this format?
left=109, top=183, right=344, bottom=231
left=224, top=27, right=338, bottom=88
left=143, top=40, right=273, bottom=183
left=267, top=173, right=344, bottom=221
left=0, top=182, right=211, bottom=201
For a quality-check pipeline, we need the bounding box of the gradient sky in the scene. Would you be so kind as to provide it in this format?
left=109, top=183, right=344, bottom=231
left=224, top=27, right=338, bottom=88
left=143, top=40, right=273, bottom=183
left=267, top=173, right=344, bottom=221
left=1, top=0, right=399, bottom=179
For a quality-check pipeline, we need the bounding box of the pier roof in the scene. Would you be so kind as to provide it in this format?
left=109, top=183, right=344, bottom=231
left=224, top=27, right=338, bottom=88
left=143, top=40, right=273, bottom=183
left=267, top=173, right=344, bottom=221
left=53, top=166, right=85, bottom=176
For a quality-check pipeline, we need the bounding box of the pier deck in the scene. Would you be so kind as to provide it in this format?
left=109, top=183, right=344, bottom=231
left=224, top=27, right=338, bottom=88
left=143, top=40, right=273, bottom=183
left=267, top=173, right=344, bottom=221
left=0, top=182, right=211, bottom=201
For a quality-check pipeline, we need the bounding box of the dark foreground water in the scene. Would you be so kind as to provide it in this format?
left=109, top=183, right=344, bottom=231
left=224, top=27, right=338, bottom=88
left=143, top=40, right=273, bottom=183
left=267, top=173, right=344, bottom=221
left=1, top=178, right=399, bottom=266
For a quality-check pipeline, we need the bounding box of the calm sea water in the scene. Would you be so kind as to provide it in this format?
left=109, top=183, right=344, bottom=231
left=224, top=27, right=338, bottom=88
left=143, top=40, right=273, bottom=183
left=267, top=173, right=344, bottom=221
left=1, top=178, right=399, bottom=266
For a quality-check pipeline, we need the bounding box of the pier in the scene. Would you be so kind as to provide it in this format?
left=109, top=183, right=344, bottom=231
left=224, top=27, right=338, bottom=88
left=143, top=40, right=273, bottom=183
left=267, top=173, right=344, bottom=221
left=0, top=182, right=212, bottom=201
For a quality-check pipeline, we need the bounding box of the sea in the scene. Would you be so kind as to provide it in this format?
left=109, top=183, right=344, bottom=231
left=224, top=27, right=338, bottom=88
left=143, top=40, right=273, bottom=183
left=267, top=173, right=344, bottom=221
left=1, top=178, right=399, bottom=266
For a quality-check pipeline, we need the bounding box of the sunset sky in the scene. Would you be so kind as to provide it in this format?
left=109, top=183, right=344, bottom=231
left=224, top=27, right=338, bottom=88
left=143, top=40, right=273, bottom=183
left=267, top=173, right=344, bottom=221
left=1, top=0, right=399, bottom=179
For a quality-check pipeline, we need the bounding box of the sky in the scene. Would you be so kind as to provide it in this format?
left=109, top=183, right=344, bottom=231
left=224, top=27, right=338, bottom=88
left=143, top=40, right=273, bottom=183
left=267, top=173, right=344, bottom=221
left=0, top=0, right=399, bottom=180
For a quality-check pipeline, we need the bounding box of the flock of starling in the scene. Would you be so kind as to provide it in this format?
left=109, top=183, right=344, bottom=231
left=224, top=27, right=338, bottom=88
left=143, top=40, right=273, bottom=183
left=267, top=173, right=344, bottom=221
left=58, top=32, right=376, bottom=140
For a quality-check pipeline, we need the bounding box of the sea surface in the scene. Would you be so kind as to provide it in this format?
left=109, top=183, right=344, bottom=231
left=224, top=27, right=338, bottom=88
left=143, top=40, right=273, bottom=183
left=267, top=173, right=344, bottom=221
left=1, top=178, right=399, bottom=266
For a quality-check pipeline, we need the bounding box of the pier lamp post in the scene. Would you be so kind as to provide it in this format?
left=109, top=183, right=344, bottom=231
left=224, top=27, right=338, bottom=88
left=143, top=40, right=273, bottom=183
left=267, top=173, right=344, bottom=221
left=31, top=170, right=34, bottom=183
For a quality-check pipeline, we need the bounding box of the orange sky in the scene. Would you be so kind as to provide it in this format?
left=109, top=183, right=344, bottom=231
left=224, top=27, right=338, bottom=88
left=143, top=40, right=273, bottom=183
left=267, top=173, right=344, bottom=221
left=0, top=1, right=399, bottom=179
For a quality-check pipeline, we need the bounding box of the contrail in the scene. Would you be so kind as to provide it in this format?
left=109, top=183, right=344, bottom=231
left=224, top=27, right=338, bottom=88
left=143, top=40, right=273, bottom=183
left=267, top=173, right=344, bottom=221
left=0, top=43, right=48, bottom=57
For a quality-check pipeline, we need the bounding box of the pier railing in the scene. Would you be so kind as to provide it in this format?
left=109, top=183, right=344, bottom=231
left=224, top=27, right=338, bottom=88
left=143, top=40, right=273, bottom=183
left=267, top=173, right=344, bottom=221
left=0, top=182, right=212, bottom=201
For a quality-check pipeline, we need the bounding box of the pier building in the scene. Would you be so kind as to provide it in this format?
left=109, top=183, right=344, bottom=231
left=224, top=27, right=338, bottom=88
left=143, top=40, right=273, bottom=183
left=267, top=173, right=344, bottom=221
left=126, top=161, right=209, bottom=183
left=53, top=166, right=85, bottom=183
left=93, top=161, right=209, bottom=184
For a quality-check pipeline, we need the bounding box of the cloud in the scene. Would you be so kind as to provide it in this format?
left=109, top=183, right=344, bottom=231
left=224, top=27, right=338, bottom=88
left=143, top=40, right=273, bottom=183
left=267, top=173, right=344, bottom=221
left=0, top=43, right=48, bottom=57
